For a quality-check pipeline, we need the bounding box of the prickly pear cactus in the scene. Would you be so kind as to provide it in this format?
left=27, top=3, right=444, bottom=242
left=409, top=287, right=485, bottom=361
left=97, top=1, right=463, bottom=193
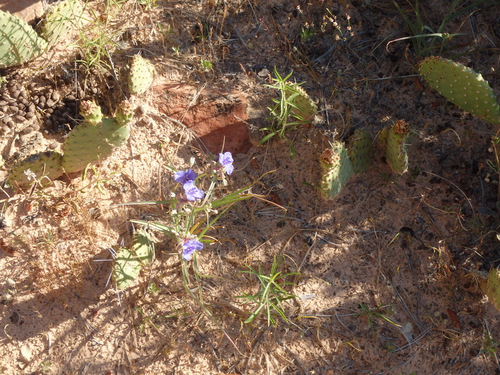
left=482, top=268, right=500, bottom=310
left=79, top=100, right=103, bottom=126
left=384, top=120, right=410, bottom=175
left=418, top=56, right=500, bottom=124
left=8, top=151, right=63, bottom=187
left=114, top=100, right=135, bottom=127
left=113, top=230, right=154, bottom=290
left=0, top=10, right=48, bottom=68
left=128, top=55, right=155, bottom=95
left=62, top=116, right=131, bottom=174
left=38, top=0, right=83, bottom=45
left=347, top=129, right=373, bottom=173
left=285, top=84, right=317, bottom=123
left=320, top=141, right=354, bottom=198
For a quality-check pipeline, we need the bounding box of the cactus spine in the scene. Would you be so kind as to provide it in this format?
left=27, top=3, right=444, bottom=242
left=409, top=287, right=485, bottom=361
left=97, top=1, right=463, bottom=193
left=128, top=55, right=155, bottom=95
left=418, top=56, right=500, bottom=124
left=113, top=230, right=154, bottom=290
left=320, top=141, right=354, bottom=198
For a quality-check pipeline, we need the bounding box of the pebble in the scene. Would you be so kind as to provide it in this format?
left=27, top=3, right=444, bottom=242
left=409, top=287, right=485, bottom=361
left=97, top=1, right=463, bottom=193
left=20, top=345, right=32, bottom=363
left=49, top=142, right=59, bottom=149
left=14, top=115, right=26, bottom=123
left=21, top=127, right=33, bottom=135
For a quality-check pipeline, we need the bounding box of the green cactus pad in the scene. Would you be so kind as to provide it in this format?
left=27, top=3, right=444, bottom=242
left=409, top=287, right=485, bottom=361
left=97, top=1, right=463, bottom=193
left=113, top=230, right=154, bottom=290
left=418, top=56, right=500, bottom=124
left=482, top=269, right=500, bottom=311
left=347, top=129, right=373, bottom=173
left=38, top=0, right=83, bottom=45
left=62, top=118, right=131, bottom=174
left=385, top=120, right=410, bottom=175
left=114, top=100, right=135, bottom=127
left=285, top=84, right=317, bottom=123
left=128, top=55, right=154, bottom=95
left=320, top=141, right=354, bottom=198
left=79, top=101, right=103, bottom=126
left=0, top=10, right=48, bottom=68
left=8, top=151, right=63, bottom=187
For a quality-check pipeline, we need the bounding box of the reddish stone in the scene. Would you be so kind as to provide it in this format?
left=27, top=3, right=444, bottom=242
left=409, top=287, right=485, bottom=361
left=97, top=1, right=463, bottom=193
left=0, top=0, right=45, bottom=24
left=153, top=81, right=252, bottom=154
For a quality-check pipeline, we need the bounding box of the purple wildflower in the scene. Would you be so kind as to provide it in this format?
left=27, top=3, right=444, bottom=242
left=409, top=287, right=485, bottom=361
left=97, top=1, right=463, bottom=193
left=182, top=239, right=203, bottom=260
left=183, top=181, right=205, bottom=201
left=218, top=151, right=234, bottom=175
left=174, top=169, right=198, bottom=185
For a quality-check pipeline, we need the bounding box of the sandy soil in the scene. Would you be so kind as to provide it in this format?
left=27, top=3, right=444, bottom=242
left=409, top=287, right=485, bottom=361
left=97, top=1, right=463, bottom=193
left=1, top=0, right=500, bottom=374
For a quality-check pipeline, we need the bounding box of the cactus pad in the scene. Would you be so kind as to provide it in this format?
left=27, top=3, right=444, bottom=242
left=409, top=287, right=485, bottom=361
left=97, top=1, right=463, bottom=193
left=113, top=230, right=154, bottom=290
left=347, top=129, right=373, bottom=173
left=0, top=10, right=48, bottom=68
left=8, top=151, right=63, bottom=187
left=285, top=84, right=317, bottom=123
left=320, top=141, right=354, bottom=198
left=62, top=117, right=131, bottom=173
left=418, top=56, right=500, bottom=124
left=38, top=0, right=83, bottom=45
left=79, top=101, right=103, bottom=126
left=128, top=55, right=155, bottom=95
left=482, top=268, right=500, bottom=311
left=385, top=120, right=410, bottom=175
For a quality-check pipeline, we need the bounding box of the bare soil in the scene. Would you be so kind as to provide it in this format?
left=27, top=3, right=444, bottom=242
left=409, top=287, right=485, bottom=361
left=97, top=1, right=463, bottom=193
left=1, top=1, right=500, bottom=374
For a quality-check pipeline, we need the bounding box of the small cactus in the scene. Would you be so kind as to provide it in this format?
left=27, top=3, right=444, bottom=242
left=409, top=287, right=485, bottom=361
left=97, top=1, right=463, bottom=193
left=128, top=55, right=155, bottom=95
left=285, top=84, right=317, bottom=123
left=113, top=230, right=154, bottom=290
left=347, top=129, right=373, bottom=173
left=418, top=56, right=500, bottom=124
left=7, top=151, right=63, bottom=187
left=482, top=268, right=500, bottom=311
left=320, top=141, right=354, bottom=198
left=383, top=120, right=411, bottom=175
left=79, top=100, right=103, bottom=126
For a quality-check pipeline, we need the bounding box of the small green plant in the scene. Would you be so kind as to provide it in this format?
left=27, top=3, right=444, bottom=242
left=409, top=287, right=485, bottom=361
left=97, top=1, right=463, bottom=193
left=236, top=255, right=298, bottom=326
left=261, top=67, right=317, bottom=158
left=482, top=329, right=499, bottom=358
left=358, top=302, right=401, bottom=329
left=300, top=25, right=315, bottom=43
left=75, top=1, right=123, bottom=74
left=39, top=360, right=52, bottom=373
left=199, top=58, right=213, bottom=71
left=137, top=0, right=157, bottom=9
left=0, top=76, right=6, bottom=88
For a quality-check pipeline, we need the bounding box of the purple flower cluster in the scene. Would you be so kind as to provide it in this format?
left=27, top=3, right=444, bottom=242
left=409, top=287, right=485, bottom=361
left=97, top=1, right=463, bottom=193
left=174, top=169, right=204, bottom=201
left=182, top=239, right=203, bottom=260
left=174, top=151, right=234, bottom=260
left=218, top=152, right=234, bottom=175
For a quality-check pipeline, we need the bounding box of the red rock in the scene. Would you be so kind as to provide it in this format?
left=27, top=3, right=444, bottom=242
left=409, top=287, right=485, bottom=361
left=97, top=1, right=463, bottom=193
left=0, top=0, right=45, bottom=24
left=153, top=81, right=252, bottom=154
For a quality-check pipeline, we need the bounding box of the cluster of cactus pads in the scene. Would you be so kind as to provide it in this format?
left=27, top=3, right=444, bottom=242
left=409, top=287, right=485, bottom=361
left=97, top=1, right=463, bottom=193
left=113, top=230, right=154, bottom=290
left=8, top=100, right=134, bottom=187
left=321, top=123, right=411, bottom=198
left=418, top=56, right=500, bottom=125
left=0, top=0, right=82, bottom=68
